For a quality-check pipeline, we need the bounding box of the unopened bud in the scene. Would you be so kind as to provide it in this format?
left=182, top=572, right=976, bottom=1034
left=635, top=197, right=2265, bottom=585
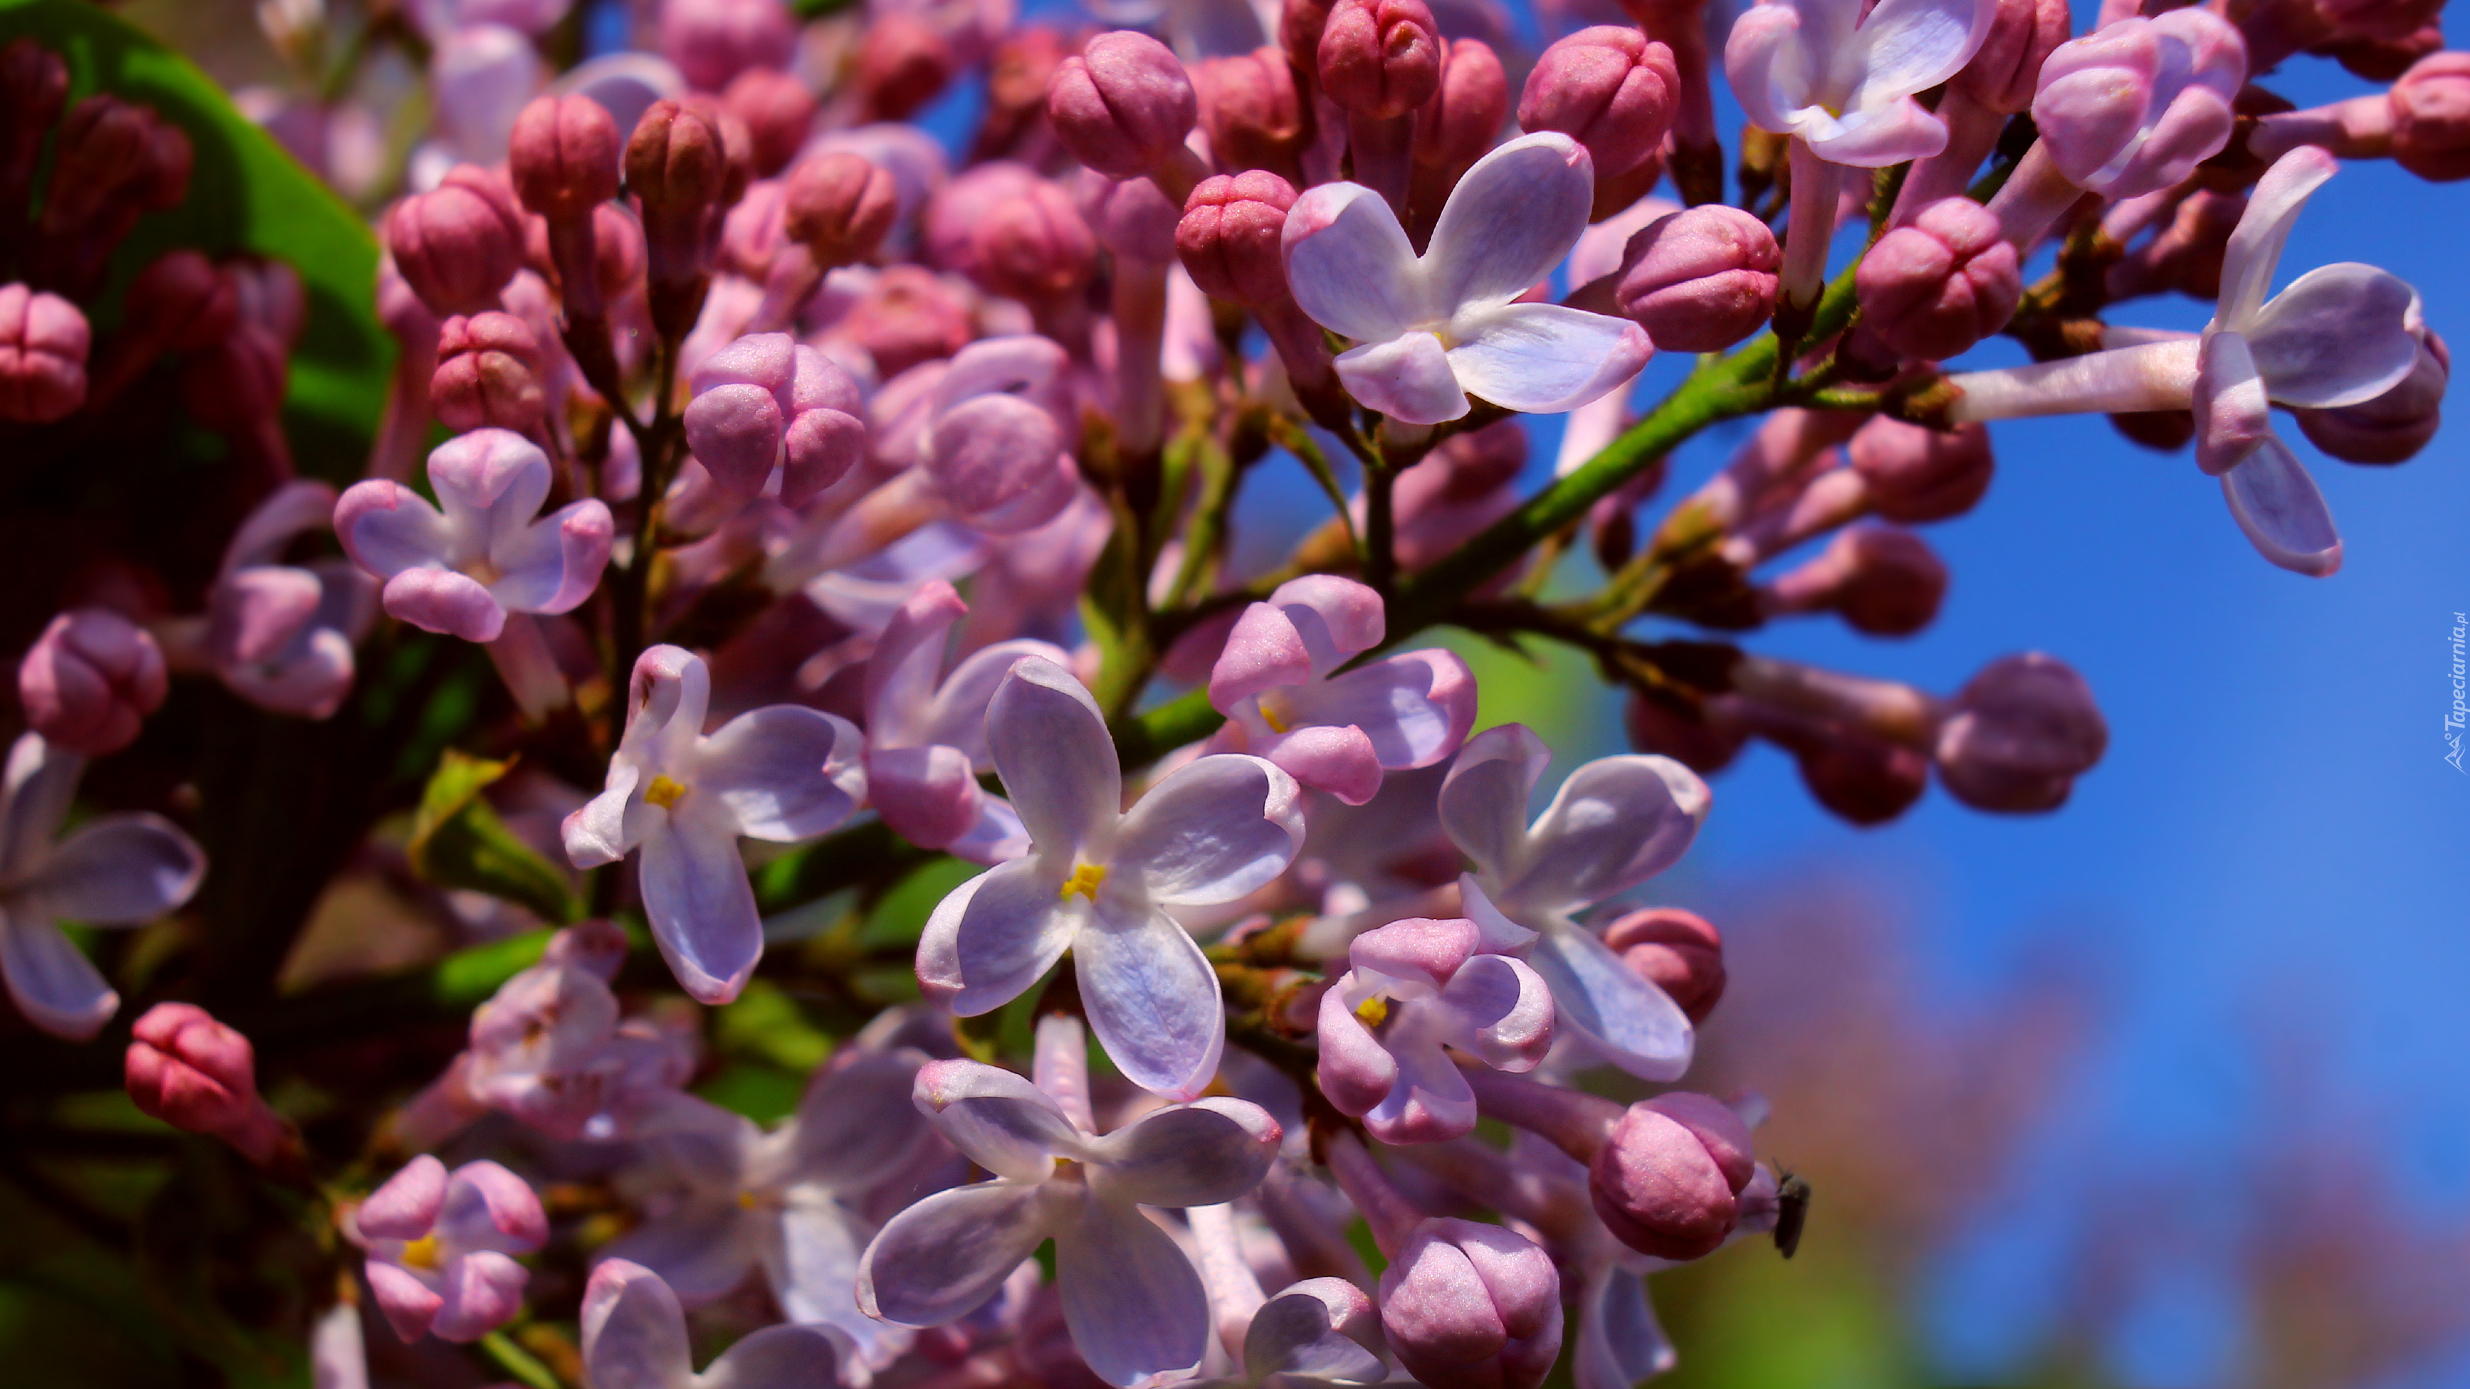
left=1282, top=0, right=1340, bottom=79
left=1766, top=524, right=1950, bottom=636
left=1624, top=689, right=1751, bottom=774
left=659, top=0, right=798, bottom=93
left=1589, top=1092, right=1755, bottom=1260
left=1955, top=0, right=2072, bottom=114
left=1177, top=170, right=1297, bottom=306
left=20, top=608, right=167, bottom=755
left=126, top=1003, right=290, bottom=1166
left=432, top=311, right=546, bottom=434
left=1518, top=27, right=1677, bottom=181
left=0, top=281, right=88, bottom=421
left=1846, top=416, right=1994, bottom=522
left=1380, top=1219, right=1563, bottom=1389
left=387, top=166, right=527, bottom=316
left=833, top=264, right=973, bottom=378
left=1049, top=31, right=1199, bottom=179
left=856, top=14, right=957, bottom=122
left=971, top=178, right=1098, bottom=302
left=31, top=94, right=191, bottom=296
left=784, top=152, right=900, bottom=269
left=1601, top=908, right=1726, bottom=1024
left=1318, top=0, right=1442, bottom=119
left=2294, top=326, right=2447, bottom=463
left=2391, top=50, right=2470, bottom=180
left=509, top=94, right=622, bottom=223
left=1855, top=197, right=2020, bottom=360
left=1414, top=38, right=1508, bottom=187
left=2317, top=0, right=2442, bottom=44
left=1934, top=652, right=2107, bottom=812
left=1794, top=725, right=1930, bottom=824
left=1614, top=205, right=1781, bottom=352
left=722, top=67, right=817, bottom=177
left=1197, top=47, right=1315, bottom=179
left=684, top=332, right=867, bottom=505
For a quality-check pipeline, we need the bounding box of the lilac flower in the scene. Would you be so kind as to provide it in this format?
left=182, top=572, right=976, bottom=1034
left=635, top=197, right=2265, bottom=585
left=0, top=733, right=206, bottom=1040
left=1437, top=724, right=1711, bottom=1079
left=564, top=646, right=866, bottom=1004
left=683, top=332, right=869, bottom=508
left=333, top=428, right=613, bottom=643
left=915, top=657, right=1304, bottom=1099
left=1724, top=0, right=1998, bottom=167
left=1207, top=575, right=1478, bottom=806
left=209, top=481, right=378, bottom=719
left=600, top=1048, right=937, bottom=1369
left=862, top=580, right=1068, bottom=863
left=856, top=1017, right=1284, bottom=1389
left=464, top=921, right=696, bottom=1141
left=1947, top=150, right=2421, bottom=576
left=1184, top=1277, right=1388, bottom=1389
left=1280, top=132, right=1651, bottom=426
left=1316, top=915, right=1552, bottom=1143
left=583, top=1258, right=848, bottom=1389
left=355, top=1154, right=547, bottom=1344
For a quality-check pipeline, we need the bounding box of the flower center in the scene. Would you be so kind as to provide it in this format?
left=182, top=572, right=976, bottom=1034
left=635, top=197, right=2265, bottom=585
left=1257, top=696, right=1292, bottom=735
left=1059, top=863, right=1107, bottom=901
left=1353, top=995, right=1389, bottom=1027
left=643, top=775, right=687, bottom=810
left=398, top=1234, right=443, bottom=1270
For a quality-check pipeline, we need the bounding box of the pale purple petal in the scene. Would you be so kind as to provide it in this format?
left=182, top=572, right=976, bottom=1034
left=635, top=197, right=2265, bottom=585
left=859, top=1182, right=1054, bottom=1326
left=333, top=481, right=452, bottom=578
left=865, top=582, right=969, bottom=747
left=1267, top=575, right=1385, bottom=672
left=985, top=658, right=1121, bottom=861
left=913, top=1057, right=1085, bottom=1177
left=226, top=480, right=340, bottom=572
left=1438, top=725, right=1551, bottom=883
left=621, top=646, right=713, bottom=781
left=1574, top=1268, right=1672, bottom=1389
left=1363, top=1032, right=1477, bottom=1143
left=789, top=1049, right=933, bottom=1191
left=427, top=428, right=553, bottom=558
left=1255, top=725, right=1385, bottom=806
left=1723, top=3, right=1806, bottom=136
left=600, top=1201, right=763, bottom=1305
left=1285, top=651, right=1479, bottom=771
left=684, top=383, right=788, bottom=497
left=487, top=499, right=615, bottom=616
left=1443, top=953, right=1555, bottom=1071
left=1334, top=332, right=1469, bottom=426
left=1208, top=602, right=1318, bottom=716
left=948, top=795, right=1032, bottom=866
left=1850, top=0, right=1994, bottom=106
left=1316, top=984, right=1400, bottom=1118
left=1507, top=755, right=1710, bottom=910
left=580, top=1260, right=695, bottom=1389
left=1077, top=899, right=1225, bottom=1101
left=1281, top=182, right=1424, bottom=343
left=2, top=733, right=80, bottom=876
left=916, top=640, right=1072, bottom=759
left=212, top=566, right=322, bottom=667
left=2223, top=435, right=2342, bottom=577
left=637, top=812, right=763, bottom=1005
left=365, top=1259, right=445, bottom=1344
left=868, top=743, right=986, bottom=851
left=1795, top=95, right=1950, bottom=165
left=1114, top=754, right=1304, bottom=906
left=696, top=706, right=865, bottom=841
left=1243, top=1279, right=1385, bottom=1384
left=436, top=1160, right=548, bottom=1254
left=916, top=857, right=1080, bottom=1015
left=698, top=1323, right=847, bottom=1389
left=2243, top=263, right=2422, bottom=409
left=20, top=814, right=204, bottom=924
left=2194, top=331, right=2272, bottom=478
left=1087, top=1098, right=1281, bottom=1207
left=764, top=1198, right=902, bottom=1367
left=428, top=1249, right=528, bottom=1341
left=310, top=1300, right=369, bottom=1389
left=1526, top=923, right=1692, bottom=1080
left=1448, top=303, right=1652, bottom=417
left=564, top=769, right=641, bottom=868
left=2219, top=147, right=2334, bottom=334
left=1052, top=1195, right=1212, bottom=1389
left=1425, top=134, right=1596, bottom=312
left=382, top=568, right=506, bottom=642
left=2, top=917, right=121, bottom=1040
left=360, top=1155, right=451, bottom=1239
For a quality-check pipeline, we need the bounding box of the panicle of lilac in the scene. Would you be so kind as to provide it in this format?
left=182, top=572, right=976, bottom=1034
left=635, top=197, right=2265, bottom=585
left=125, top=1002, right=297, bottom=1167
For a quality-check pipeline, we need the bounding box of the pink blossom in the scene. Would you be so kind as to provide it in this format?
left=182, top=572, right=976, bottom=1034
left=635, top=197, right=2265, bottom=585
left=1317, top=915, right=1551, bottom=1142
left=209, top=482, right=379, bottom=719
left=355, top=1155, right=547, bottom=1343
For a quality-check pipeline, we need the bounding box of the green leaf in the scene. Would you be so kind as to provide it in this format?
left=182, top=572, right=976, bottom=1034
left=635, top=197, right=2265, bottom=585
left=406, top=751, right=583, bottom=925
left=0, top=0, right=392, bottom=481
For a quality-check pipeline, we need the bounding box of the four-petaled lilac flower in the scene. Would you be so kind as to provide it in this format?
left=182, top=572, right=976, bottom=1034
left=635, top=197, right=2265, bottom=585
left=1185, top=1278, right=1388, bottom=1389
left=1437, top=724, right=1712, bottom=1079
left=210, top=480, right=379, bottom=719
left=600, top=1048, right=937, bottom=1369
left=856, top=1017, right=1284, bottom=1389
left=862, top=580, right=1068, bottom=863
left=1725, top=0, right=1998, bottom=167
left=684, top=331, right=869, bottom=508
left=1280, top=132, right=1651, bottom=426
left=465, top=920, right=695, bottom=1141
left=334, top=427, right=614, bottom=643
left=355, top=1154, right=548, bottom=1344
left=583, top=1258, right=847, bottom=1389
left=564, top=645, right=866, bottom=1004
left=916, top=656, right=1303, bottom=1099
left=1317, top=915, right=1553, bottom=1143
left=1207, top=575, right=1478, bottom=806
left=0, top=733, right=206, bottom=1040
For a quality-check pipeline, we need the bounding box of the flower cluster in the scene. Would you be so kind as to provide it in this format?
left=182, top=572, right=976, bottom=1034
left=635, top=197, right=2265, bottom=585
left=0, top=0, right=2447, bottom=1384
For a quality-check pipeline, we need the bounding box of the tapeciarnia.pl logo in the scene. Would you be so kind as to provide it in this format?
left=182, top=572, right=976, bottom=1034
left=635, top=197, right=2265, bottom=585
left=2448, top=612, right=2466, bottom=773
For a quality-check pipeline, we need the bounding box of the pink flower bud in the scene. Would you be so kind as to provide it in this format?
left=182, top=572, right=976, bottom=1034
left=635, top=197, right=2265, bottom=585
left=833, top=264, right=973, bottom=378
left=125, top=1003, right=289, bottom=1165
left=1955, top=0, right=2072, bottom=115
left=29, top=94, right=191, bottom=297
left=1588, top=1092, right=1754, bottom=1260
left=1855, top=197, right=2019, bottom=360
left=627, top=98, right=742, bottom=310
left=2031, top=11, right=2245, bottom=199
left=387, top=166, right=526, bottom=316
left=1414, top=38, right=1509, bottom=178
left=2317, top=0, right=2442, bottom=44
left=1600, top=908, right=1726, bottom=1024
left=1624, top=689, right=1751, bottom=774
left=1518, top=27, right=1678, bottom=182
left=971, top=178, right=1098, bottom=302
left=1614, top=205, right=1781, bottom=353
left=1846, top=416, right=1993, bottom=522
left=659, top=0, right=797, bottom=93
left=722, top=67, right=817, bottom=178
left=1177, top=170, right=1298, bottom=306
left=1048, top=31, right=1199, bottom=179
left=685, top=331, right=867, bottom=505
left=20, top=608, right=167, bottom=755
left=1318, top=0, right=1443, bottom=119
left=1766, top=523, right=1949, bottom=636
left=1079, top=169, right=1181, bottom=260
left=508, top=94, right=621, bottom=223
left=784, top=151, right=901, bottom=269
left=1282, top=0, right=1340, bottom=78
left=1380, top=1219, right=1564, bottom=1389
left=856, top=14, right=957, bottom=122
left=432, top=311, right=545, bottom=434
left=0, top=281, right=88, bottom=421
left=2391, top=50, right=2470, bottom=180
left=1793, top=723, right=1931, bottom=824
left=1934, top=652, right=2107, bottom=812
left=2295, top=327, right=2448, bottom=464
left=1196, top=47, right=1316, bottom=179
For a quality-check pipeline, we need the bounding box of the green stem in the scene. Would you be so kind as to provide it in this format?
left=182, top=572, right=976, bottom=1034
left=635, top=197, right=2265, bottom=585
left=479, top=1330, right=565, bottom=1389
left=1275, top=419, right=1362, bottom=559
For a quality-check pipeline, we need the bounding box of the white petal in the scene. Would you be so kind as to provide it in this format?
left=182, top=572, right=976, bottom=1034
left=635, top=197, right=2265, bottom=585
left=788, top=1050, right=933, bottom=1192
left=1424, top=133, right=1595, bottom=313
left=1526, top=922, right=1693, bottom=1081
left=2222, top=435, right=2343, bottom=577
left=914, top=1058, right=1085, bottom=1178
left=598, top=1203, right=763, bottom=1306
left=1334, top=333, right=1470, bottom=426
left=2193, top=331, right=2273, bottom=478
left=1506, top=754, right=1709, bottom=911
left=1281, top=182, right=1424, bottom=343
left=638, top=813, right=763, bottom=1005
left=695, top=707, right=865, bottom=841
left=1087, top=1099, right=1281, bottom=1207
left=1077, top=900, right=1225, bottom=1101
left=1445, top=304, right=1653, bottom=416
left=21, top=814, right=204, bottom=924
left=2218, top=147, right=2336, bottom=334
left=918, top=640, right=1072, bottom=761
left=1115, top=755, right=1303, bottom=906
left=1851, top=0, right=1994, bottom=107
left=1723, top=2, right=1810, bottom=136
left=859, top=1182, right=1053, bottom=1326
left=1, top=912, right=118, bottom=1040
left=1053, top=1196, right=1213, bottom=1389
left=1437, top=725, right=1551, bottom=883
left=986, top=658, right=1121, bottom=862
left=1796, top=95, right=1949, bottom=166
left=915, top=857, right=1080, bottom=1016
left=1, top=733, right=80, bottom=880
left=1241, top=1279, right=1385, bottom=1384
left=2243, top=263, right=2422, bottom=409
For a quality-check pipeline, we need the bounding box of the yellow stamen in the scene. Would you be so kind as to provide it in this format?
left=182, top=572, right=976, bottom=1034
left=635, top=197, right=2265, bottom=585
left=737, top=1189, right=762, bottom=1210
left=1258, top=698, right=1291, bottom=735
left=1059, top=863, right=1108, bottom=901
left=399, top=1234, right=443, bottom=1270
left=1353, top=995, right=1389, bottom=1028
left=644, top=775, right=687, bottom=809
